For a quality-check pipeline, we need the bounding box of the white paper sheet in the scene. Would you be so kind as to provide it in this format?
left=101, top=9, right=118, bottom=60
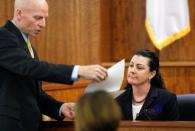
left=84, top=59, right=125, bottom=93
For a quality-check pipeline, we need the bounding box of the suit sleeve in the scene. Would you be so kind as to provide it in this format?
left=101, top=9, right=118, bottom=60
left=0, top=29, right=74, bottom=84
left=39, top=89, right=64, bottom=120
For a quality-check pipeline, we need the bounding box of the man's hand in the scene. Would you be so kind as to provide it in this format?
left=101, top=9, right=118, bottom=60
left=78, top=65, right=107, bottom=82
left=61, top=103, right=76, bottom=120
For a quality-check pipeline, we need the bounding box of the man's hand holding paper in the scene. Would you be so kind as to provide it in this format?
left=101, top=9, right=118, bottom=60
left=85, top=59, right=125, bottom=93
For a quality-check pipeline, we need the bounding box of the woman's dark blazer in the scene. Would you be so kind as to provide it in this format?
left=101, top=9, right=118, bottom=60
left=116, top=85, right=179, bottom=120
left=0, top=21, right=75, bottom=131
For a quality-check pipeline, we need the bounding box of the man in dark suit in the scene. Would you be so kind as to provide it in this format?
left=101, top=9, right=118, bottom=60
left=0, top=0, right=107, bottom=130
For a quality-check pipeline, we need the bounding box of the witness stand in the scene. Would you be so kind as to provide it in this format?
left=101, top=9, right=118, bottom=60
left=41, top=121, right=195, bottom=131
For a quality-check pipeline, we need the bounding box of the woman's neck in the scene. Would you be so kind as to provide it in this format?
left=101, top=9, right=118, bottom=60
left=132, top=82, right=151, bottom=104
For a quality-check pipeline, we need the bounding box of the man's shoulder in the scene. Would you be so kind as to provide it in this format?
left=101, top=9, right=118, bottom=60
left=0, top=25, right=17, bottom=40
left=0, top=24, right=20, bottom=48
left=0, top=26, right=9, bottom=33
left=0, top=20, right=19, bottom=38
left=0, top=25, right=12, bottom=35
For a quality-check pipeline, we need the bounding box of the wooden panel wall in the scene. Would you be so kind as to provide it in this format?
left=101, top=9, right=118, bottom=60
left=0, top=0, right=104, bottom=65
left=44, top=80, right=89, bottom=102
left=0, top=0, right=13, bottom=25
left=111, top=0, right=155, bottom=61
left=1, top=0, right=195, bottom=102
left=42, top=0, right=102, bottom=64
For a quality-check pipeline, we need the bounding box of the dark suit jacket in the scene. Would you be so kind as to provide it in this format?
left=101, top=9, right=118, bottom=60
left=116, top=85, right=179, bottom=121
left=0, top=21, right=75, bottom=131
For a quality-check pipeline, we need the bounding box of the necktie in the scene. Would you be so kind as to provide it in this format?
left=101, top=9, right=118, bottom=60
left=27, top=38, right=34, bottom=58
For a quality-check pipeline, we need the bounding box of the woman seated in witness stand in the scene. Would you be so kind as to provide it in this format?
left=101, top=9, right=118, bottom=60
left=116, top=49, right=179, bottom=120
left=75, top=90, right=121, bottom=131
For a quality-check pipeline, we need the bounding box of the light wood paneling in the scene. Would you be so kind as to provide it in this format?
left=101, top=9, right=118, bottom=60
left=43, top=80, right=90, bottom=102
left=111, top=0, right=155, bottom=61
left=1, top=0, right=195, bottom=102
left=32, top=0, right=102, bottom=64
left=2, top=0, right=195, bottom=63
left=161, top=67, right=195, bottom=94
left=0, top=0, right=8, bottom=25
left=0, top=0, right=104, bottom=65
left=0, top=0, right=6, bottom=25
left=100, top=0, right=112, bottom=62
left=0, top=0, right=14, bottom=25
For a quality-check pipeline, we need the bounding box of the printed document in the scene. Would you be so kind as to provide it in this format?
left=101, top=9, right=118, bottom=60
left=85, top=59, right=125, bottom=93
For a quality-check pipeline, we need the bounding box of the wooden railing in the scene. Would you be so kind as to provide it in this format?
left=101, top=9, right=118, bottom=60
left=41, top=121, right=195, bottom=131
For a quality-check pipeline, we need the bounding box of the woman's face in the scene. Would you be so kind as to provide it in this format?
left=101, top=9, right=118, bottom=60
left=127, top=55, right=155, bottom=86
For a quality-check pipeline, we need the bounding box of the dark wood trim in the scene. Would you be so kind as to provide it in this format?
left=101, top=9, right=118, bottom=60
left=102, top=61, right=195, bottom=68
left=43, top=80, right=90, bottom=91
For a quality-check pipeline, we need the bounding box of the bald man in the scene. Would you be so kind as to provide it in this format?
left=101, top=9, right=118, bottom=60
left=0, top=0, right=107, bottom=130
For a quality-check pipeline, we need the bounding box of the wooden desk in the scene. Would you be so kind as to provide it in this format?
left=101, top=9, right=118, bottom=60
left=41, top=121, right=195, bottom=131
left=119, top=121, right=195, bottom=131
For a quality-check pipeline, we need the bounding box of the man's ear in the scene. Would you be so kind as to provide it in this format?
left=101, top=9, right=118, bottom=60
left=16, top=9, right=22, bottom=21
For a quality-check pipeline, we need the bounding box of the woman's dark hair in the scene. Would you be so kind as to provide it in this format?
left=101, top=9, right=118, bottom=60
left=134, top=49, right=165, bottom=89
